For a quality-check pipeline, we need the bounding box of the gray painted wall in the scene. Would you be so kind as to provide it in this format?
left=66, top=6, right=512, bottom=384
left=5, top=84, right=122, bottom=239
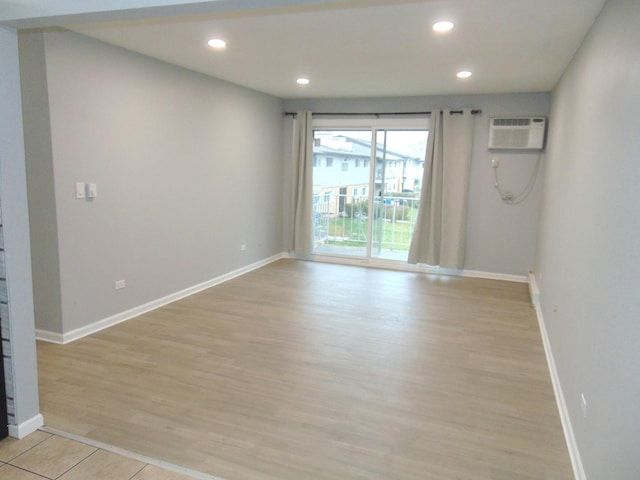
left=22, top=30, right=285, bottom=334
left=284, top=94, right=550, bottom=276
left=535, top=0, right=640, bottom=478
left=19, top=32, right=64, bottom=335
left=0, top=25, right=41, bottom=433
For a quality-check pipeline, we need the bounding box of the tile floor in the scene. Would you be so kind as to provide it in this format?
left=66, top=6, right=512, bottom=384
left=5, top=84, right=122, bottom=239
left=0, top=430, right=207, bottom=480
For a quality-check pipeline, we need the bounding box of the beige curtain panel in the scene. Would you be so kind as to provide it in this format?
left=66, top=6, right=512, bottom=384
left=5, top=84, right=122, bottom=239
left=292, top=110, right=314, bottom=256
left=408, top=109, right=475, bottom=269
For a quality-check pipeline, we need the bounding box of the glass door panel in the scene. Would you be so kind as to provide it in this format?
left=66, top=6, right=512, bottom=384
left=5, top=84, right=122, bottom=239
left=312, top=130, right=372, bottom=257
left=371, top=130, right=428, bottom=261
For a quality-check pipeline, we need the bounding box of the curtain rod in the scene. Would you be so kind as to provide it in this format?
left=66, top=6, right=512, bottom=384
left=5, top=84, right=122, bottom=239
left=284, top=109, right=482, bottom=118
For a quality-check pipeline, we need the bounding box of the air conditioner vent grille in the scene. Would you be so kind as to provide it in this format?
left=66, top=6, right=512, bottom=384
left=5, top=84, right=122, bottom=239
left=489, top=116, right=547, bottom=150
left=493, top=118, right=531, bottom=127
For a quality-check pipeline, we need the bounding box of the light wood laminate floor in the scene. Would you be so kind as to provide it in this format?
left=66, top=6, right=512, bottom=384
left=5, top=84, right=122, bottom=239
left=38, top=259, right=572, bottom=480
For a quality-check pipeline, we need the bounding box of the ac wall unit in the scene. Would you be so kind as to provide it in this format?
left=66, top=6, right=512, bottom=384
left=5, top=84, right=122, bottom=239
left=488, top=117, right=547, bottom=150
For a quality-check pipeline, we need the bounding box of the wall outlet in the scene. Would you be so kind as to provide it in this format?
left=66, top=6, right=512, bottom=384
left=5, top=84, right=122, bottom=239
left=115, top=280, right=126, bottom=290
left=240, top=244, right=247, bottom=251
left=580, top=393, right=587, bottom=417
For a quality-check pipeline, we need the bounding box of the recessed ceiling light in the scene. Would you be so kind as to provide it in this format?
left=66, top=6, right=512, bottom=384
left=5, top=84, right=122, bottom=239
left=297, top=78, right=310, bottom=86
left=433, top=21, right=454, bottom=32
left=457, top=70, right=473, bottom=79
left=207, top=38, right=227, bottom=49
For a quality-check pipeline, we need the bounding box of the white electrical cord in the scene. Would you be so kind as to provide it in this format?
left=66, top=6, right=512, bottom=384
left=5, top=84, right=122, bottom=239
left=493, top=153, right=542, bottom=205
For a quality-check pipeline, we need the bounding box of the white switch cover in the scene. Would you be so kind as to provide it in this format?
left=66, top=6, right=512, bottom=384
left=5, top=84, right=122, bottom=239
left=86, top=183, right=98, bottom=198
left=76, top=182, right=86, bottom=199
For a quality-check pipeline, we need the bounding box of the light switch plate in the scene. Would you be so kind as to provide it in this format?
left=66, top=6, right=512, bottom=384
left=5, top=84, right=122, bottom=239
left=86, top=183, right=98, bottom=199
left=76, top=182, right=86, bottom=199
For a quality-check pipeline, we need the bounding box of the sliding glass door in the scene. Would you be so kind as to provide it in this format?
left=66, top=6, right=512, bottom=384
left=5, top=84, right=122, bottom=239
left=312, top=119, right=428, bottom=262
left=312, top=130, right=372, bottom=257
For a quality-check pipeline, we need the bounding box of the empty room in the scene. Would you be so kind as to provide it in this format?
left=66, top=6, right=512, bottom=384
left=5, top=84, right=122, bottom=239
left=0, top=0, right=638, bottom=479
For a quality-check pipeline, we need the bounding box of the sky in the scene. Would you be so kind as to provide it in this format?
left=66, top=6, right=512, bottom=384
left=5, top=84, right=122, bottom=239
left=317, top=129, right=428, bottom=159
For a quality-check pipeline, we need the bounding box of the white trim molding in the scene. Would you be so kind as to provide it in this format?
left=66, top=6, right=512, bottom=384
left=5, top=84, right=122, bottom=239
left=34, top=329, right=64, bottom=344
left=36, top=253, right=286, bottom=344
left=9, top=413, right=44, bottom=439
left=304, top=254, right=528, bottom=283
left=528, top=272, right=586, bottom=480
left=41, top=427, right=225, bottom=480
left=457, top=268, right=526, bottom=283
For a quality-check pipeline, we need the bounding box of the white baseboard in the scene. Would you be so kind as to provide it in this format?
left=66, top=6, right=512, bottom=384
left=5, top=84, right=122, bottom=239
left=9, top=413, right=44, bottom=439
left=457, top=268, right=527, bottom=283
left=35, top=329, right=64, bottom=344
left=35, top=251, right=528, bottom=346
left=528, top=273, right=585, bottom=480
left=36, top=253, right=286, bottom=345
left=305, top=254, right=527, bottom=283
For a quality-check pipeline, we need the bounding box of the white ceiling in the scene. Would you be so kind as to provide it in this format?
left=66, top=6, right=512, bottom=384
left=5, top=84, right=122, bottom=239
left=61, top=0, right=606, bottom=99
